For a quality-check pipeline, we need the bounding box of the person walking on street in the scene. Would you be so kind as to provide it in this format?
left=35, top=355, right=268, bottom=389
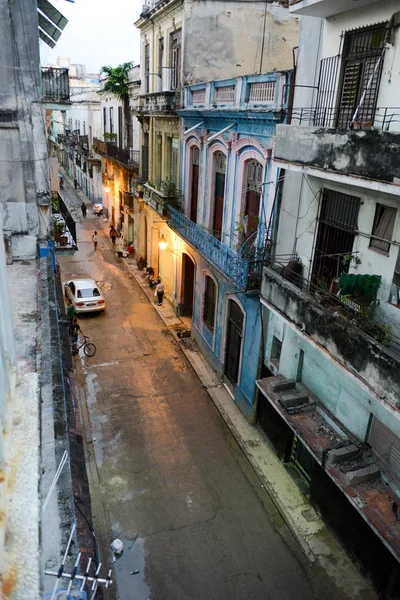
left=92, top=231, right=99, bottom=250
left=156, top=279, right=164, bottom=306
left=81, top=202, right=87, bottom=218
left=74, top=178, right=78, bottom=190
left=71, top=318, right=82, bottom=355
left=110, top=226, right=117, bottom=246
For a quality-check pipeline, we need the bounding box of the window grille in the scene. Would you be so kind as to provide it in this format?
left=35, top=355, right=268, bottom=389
left=248, top=81, right=275, bottom=103
left=319, top=188, right=360, bottom=232
left=203, top=276, right=217, bottom=331
left=192, top=89, right=205, bottom=105
left=214, top=151, right=226, bottom=174
left=370, top=204, right=397, bottom=253
left=215, top=85, right=235, bottom=104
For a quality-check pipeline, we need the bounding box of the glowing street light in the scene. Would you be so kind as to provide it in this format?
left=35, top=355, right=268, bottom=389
left=104, top=186, right=110, bottom=193
left=158, top=234, right=167, bottom=250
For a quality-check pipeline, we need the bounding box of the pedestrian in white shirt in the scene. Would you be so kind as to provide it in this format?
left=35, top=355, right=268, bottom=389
left=92, top=231, right=99, bottom=250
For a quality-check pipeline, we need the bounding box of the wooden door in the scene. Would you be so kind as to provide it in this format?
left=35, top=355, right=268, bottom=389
left=182, top=253, right=195, bottom=316
left=213, top=173, right=225, bottom=241
left=224, top=300, right=244, bottom=385
left=190, top=164, right=199, bottom=223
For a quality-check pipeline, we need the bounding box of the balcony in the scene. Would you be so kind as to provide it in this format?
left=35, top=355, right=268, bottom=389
left=138, top=91, right=180, bottom=116
left=184, top=73, right=285, bottom=113
left=274, top=124, right=400, bottom=186
left=41, top=67, right=70, bottom=104
left=168, top=206, right=267, bottom=290
left=143, top=184, right=168, bottom=217
left=288, top=0, right=381, bottom=18
left=77, top=135, right=89, bottom=156
left=93, top=137, right=106, bottom=155
left=260, top=261, right=400, bottom=410
left=92, top=137, right=139, bottom=169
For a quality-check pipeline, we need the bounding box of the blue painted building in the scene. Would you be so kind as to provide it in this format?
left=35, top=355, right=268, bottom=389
left=167, top=72, right=291, bottom=417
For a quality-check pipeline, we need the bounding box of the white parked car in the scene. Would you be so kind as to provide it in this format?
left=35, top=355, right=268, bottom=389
left=64, top=279, right=106, bottom=313
left=93, top=202, right=103, bottom=215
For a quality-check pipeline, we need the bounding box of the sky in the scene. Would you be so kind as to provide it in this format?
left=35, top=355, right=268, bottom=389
left=40, top=0, right=141, bottom=73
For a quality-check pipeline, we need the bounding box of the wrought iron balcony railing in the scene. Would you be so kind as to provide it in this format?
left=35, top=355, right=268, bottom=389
left=92, top=137, right=140, bottom=168
left=289, top=105, right=400, bottom=132
left=168, top=206, right=267, bottom=290
left=41, top=67, right=70, bottom=103
left=143, top=184, right=168, bottom=217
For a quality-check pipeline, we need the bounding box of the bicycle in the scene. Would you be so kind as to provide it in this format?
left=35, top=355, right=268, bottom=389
left=73, top=335, right=97, bottom=357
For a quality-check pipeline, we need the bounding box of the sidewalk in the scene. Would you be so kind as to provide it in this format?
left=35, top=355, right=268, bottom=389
left=61, top=169, right=376, bottom=599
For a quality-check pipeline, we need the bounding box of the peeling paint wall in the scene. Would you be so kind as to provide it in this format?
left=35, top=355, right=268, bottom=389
left=0, top=0, right=51, bottom=259
left=183, top=0, right=299, bottom=84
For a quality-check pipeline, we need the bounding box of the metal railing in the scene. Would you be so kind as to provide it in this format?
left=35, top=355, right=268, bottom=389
left=215, top=85, right=235, bottom=104
left=143, top=184, right=168, bottom=216
left=289, top=106, right=400, bottom=131
left=41, top=67, right=70, bottom=102
left=168, top=206, right=268, bottom=290
left=248, top=81, right=276, bottom=103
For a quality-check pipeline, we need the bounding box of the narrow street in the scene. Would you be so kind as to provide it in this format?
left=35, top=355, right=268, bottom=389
left=58, top=211, right=326, bottom=600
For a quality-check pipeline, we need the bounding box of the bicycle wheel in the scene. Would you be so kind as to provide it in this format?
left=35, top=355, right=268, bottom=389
left=84, top=342, right=96, bottom=357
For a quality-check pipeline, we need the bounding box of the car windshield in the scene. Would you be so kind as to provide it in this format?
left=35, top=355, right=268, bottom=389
left=77, top=288, right=100, bottom=298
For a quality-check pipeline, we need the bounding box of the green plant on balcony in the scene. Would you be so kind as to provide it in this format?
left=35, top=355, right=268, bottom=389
left=104, top=132, right=117, bottom=142
left=161, top=180, right=182, bottom=210
left=100, top=62, right=133, bottom=100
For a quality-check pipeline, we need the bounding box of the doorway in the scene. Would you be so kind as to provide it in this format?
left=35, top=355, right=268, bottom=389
left=182, top=253, right=195, bottom=316
left=224, top=299, right=244, bottom=385
left=128, top=215, right=134, bottom=244
left=312, top=188, right=360, bottom=287
left=190, top=147, right=199, bottom=223
left=143, top=215, right=148, bottom=262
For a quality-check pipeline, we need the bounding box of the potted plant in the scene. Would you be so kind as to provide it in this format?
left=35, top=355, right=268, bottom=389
left=53, top=218, right=67, bottom=245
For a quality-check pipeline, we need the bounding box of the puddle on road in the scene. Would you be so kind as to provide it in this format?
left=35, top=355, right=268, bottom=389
left=111, top=534, right=150, bottom=600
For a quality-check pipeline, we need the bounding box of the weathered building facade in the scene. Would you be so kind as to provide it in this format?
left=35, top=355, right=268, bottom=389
left=134, top=0, right=299, bottom=303
left=257, top=0, right=400, bottom=593
left=95, top=66, right=141, bottom=244
left=171, top=72, right=291, bottom=414
left=1, top=0, right=68, bottom=259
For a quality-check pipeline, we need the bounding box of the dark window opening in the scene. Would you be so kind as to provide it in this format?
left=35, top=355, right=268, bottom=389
left=203, top=275, right=216, bottom=332
left=118, top=106, right=123, bottom=148
left=312, top=188, right=360, bottom=288
left=271, top=336, right=282, bottom=364
left=144, top=44, right=150, bottom=93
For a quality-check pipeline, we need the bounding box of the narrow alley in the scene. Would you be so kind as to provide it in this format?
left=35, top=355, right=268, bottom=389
left=59, top=208, right=325, bottom=600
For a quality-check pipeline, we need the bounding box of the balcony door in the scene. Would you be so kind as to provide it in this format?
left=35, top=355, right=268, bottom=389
left=337, top=25, right=386, bottom=128
left=190, top=147, right=199, bottom=223
left=224, top=299, right=244, bottom=386
left=312, top=188, right=360, bottom=287
left=213, top=151, right=226, bottom=241
left=182, top=253, right=195, bottom=317
left=244, top=160, right=262, bottom=240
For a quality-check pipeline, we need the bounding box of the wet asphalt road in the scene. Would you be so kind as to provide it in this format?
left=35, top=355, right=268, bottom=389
left=59, top=216, right=322, bottom=600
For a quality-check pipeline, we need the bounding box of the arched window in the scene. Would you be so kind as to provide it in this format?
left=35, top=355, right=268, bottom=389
left=203, top=275, right=217, bottom=332
left=190, top=147, right=200, bottom=223
left=244, top=160, right=263, bottom=240
left=213, top=151, right=226, bottom=240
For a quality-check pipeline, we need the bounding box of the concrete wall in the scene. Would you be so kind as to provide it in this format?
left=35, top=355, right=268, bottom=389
left=275, top=125, right=400, bottom=185
left=0, top=0, right=51, bottom=259
left=274, top=166, right=400, bottom=328
left=183, top=0, right=299, bottom=84
left=261, top=267, right=400, bottom=413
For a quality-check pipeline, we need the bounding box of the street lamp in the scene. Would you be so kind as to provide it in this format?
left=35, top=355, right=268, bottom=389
left=158, top=234, right=167, bottom=250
